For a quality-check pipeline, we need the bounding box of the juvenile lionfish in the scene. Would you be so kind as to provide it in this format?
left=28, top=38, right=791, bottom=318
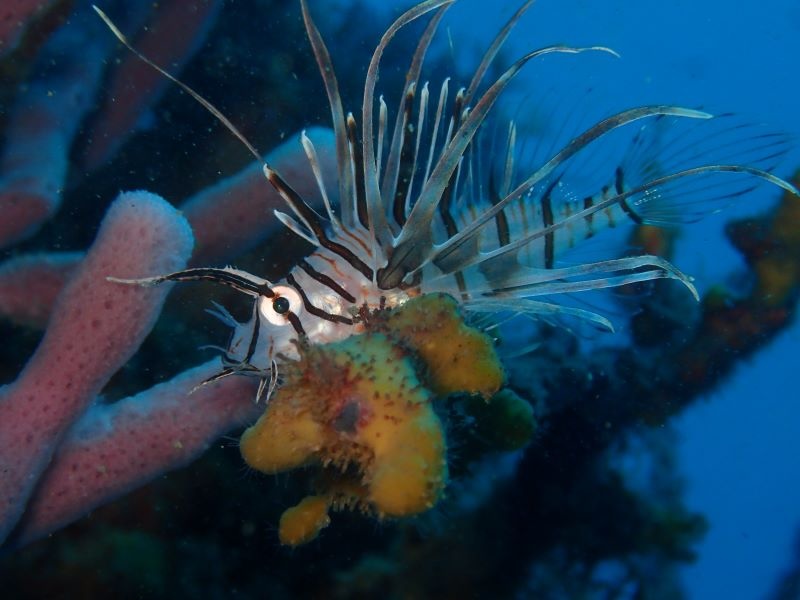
left=96, top=0, right=797, bottom=402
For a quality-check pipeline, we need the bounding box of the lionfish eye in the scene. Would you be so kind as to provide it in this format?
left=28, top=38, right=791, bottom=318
left=273, top=297, right=290, bottom=314
left=259, top=285, right=303, bottom=326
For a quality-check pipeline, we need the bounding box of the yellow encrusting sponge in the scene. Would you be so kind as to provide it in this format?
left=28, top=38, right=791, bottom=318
left=240, top=294, right=507, bottom=545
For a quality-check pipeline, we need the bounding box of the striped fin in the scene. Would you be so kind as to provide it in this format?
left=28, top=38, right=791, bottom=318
left=381, top=5, right=451, bottom=205
left=265, top=165, right=375, bottom=281
left=300, top=0, right=355, bottom=228
left=428, top=106, right=712, bottom=275
left=432, top=112, right=798, bottom=278
left=391, top=83, right=419, bottom=228
left=379, top=44, right=620, bottom=289
left=108, top=267, right=273, bottom=297
left=362, top=0, right=455, bottom=256
left=301, top=131, right=340, bottom=230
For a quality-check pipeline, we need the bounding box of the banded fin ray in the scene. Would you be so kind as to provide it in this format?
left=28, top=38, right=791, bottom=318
left=441, top=112, right=796, bottom=273
left=379, top=43, right=621, bottom=289
left=380, top=4, right=451, bottom=215
left=362, top=0, right=455, bottom=259
left=379, top=0, right=535, bottom=239
left=300, top=0, right=354, bottom=228
left=107, top=267, right=273, bottom=297
left=301, top=131, right=341, bottom=230
left=425, top=105, right=713, bottom=276
left=426, top=252, right=698, bottom=304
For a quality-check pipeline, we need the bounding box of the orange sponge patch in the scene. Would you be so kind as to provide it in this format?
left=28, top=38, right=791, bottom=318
left=240, top=294, right=507, bottom=545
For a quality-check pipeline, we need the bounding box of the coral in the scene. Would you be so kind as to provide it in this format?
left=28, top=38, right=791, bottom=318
left=0, top=0, right=114, bottom=249
left=0, top=1, right=334, bottom=254
left=380, top=293, right=504, bottom=398
left=181, top=127, right=335, bottom=266
left=240, top=293, right=507, bottom=545
left=459, top=388, right=536, bottom=452
left=0, top=191, right=264, bottom=548
left=81, top=0, right=224, bottom=171
left=0, top=128, right=335, bottom=330
left=11, top=359, right=260, bottom=547
left=0, top=0, right=340, bottom=549
left=0, top=191, right=193, bottom=542
left=279, top=495, right=332, bottom=547
left=0, top=0, right=61, bottom=57
left=0, top=253, right=81, bottom=328
left=737, top=174, right=800, bottom=307
left=769, top=527, right=800, bottom=600
left=667, top=182, right=800, bottom=399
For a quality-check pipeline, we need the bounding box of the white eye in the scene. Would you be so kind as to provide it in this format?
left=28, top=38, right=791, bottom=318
left=258, top=285, right=303, bottom=325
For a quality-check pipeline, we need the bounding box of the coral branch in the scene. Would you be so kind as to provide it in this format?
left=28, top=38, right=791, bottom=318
left=82, top=0, right=223, bottom=171
left=10, top=360, right=258, bottom=547
left=0, top=191, right=193, bottom=544
left=0, top=0, right=60, bottom=56
left=0, top=253, right=83, bottom=328
left=0, top=127, right=336, bottom=329
left=0, top=3, right=117, bottom=248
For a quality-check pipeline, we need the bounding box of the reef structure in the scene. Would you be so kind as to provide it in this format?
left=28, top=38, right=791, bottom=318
left=0, top=0, right=338, bottom=548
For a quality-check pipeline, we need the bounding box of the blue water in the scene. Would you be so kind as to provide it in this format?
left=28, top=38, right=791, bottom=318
left=429, top=1, right=800, bottom=597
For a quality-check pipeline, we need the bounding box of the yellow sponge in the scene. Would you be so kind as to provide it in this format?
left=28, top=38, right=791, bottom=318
left=240, top=294, right=507, bottom=545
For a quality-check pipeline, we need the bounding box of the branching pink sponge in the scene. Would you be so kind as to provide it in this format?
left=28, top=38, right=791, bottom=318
left=82, top=0, right=223, bottom=171
left=0, top=6, right=111, bottom=249
left=0, top=252, right=83, bottom=328
left=0, top=0, right=60, bottom=56
left=11, top=360, right=259, bottom=547
left=0, top=190, right=194, bottom=544
left=0, top=129, right=335, bottom=326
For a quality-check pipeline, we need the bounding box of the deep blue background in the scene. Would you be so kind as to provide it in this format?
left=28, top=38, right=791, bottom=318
left=359, top=1, right=800, bottom=597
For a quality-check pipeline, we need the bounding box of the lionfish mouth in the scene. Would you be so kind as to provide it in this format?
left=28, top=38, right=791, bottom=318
left=96, top=0, right=798, bottom=400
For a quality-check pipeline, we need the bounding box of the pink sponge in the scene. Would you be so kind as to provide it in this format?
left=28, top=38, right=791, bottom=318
left=0, top=0, right=59, bottom=56
left=82, top=0, right=223, bottom=170
left=12, top=360, right=259, bottom=546
left=0, top=252, right=83, bottom=328
left=0, top=190, right=194, bottom=544
left=0, top=6, right=111, bottom=249
left=0, top=129, right=335, bottom=325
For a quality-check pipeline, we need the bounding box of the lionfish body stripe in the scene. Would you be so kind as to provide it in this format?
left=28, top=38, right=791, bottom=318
left=95, top=1, right=798, bottom=402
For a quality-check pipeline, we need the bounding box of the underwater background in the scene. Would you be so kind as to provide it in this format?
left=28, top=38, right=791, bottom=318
left=438, top=3, right=800, bottom=598
left=0, top=0, right=799, bottom=598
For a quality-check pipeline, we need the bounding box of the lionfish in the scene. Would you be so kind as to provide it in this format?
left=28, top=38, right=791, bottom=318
left=95, top=0, right=797, bottom=402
